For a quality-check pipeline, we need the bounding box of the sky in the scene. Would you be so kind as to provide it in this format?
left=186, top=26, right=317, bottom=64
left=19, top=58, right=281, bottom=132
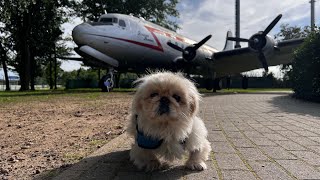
left=58, top=0, right=320, bottom=78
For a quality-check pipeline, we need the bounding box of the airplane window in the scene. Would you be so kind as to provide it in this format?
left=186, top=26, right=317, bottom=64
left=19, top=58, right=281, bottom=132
left=119, top=20, right=126, bottom=27
left=99, top=18, right=118, bottom=23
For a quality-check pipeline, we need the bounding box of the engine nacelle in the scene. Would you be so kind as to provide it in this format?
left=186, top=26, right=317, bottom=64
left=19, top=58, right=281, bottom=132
left=248, top=33, right=276, bottom=57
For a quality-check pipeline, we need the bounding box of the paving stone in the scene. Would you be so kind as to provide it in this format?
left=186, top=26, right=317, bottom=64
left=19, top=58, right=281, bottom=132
left=288, top=136, right=319, bottom=146
left=275, top=140, right=306, bottom=151
left=221, top=170, right=256, bottom=180
left=250, top=138, right=277, bottom=146
left=308, top=136, right=320, bottom=143
left=238, top=148, right=268, bottom=161
left=277, top=160, right=320, bottom=179
left=253, top=127, right=274, bottom=133
left=266, top=126, right=288, bottom=131
left=214, top=153, right=248, bottom=170
left=307, top=146, right=320, bottom=154
left=277, top=131, right=300, bottom=137
left=211, top=142, right=236, bottom=153
left=243, top=131, right=264, bottom=138
left=263, top=133, right=288, bottom=141
left=248, top=161, right=293, bottom=180
left=281, top=125, right=304, bottom=131
left=289, top=151, right=320, bottom=166
left=225, top=131, right=244, bottom=139
left=229, top=138, right=255, bottom=148
left=260, top=146, right=297, bottom=160
left=293, top=130, right=320, bottom=137
left=208, top=131, right=228, bottom=142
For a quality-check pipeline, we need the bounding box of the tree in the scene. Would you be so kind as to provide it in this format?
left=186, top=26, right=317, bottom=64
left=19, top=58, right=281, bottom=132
left=274, top=24, right=313, bottom=82
left=0, top=42, right=10, bottom=91
left=74, top=0, right=180, bottom=31
left=275, top=24, right=311, bottom=41
left=290, top=30, right=320, bottom=102
left=0, top=0, right=73, bottom=91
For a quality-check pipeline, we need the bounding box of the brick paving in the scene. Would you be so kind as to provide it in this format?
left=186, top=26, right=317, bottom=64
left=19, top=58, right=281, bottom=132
left=54, top=93, right=320, bottom=180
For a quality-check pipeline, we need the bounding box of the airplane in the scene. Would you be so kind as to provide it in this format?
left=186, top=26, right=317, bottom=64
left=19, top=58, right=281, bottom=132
left=70, top=13, right=304, bottom=91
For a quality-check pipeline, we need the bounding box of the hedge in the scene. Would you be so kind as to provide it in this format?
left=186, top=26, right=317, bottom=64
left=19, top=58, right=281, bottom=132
left=291, top=30, right=320, bottom=102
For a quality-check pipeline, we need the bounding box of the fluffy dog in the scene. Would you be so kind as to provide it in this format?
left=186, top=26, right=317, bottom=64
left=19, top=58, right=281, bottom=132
left=127, top=72, right=211, bottom=171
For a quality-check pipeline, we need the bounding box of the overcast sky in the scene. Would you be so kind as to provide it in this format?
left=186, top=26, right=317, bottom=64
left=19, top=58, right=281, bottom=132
left=59, top=0, right=320, bottom=78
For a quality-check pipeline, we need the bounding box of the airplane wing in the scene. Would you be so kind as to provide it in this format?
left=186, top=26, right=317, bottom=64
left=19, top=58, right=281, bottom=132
left=212, top=38, right=304, bottom=77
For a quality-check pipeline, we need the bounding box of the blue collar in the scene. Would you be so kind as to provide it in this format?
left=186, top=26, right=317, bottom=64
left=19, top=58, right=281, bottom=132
left=135, top=115, right=163, bottom=149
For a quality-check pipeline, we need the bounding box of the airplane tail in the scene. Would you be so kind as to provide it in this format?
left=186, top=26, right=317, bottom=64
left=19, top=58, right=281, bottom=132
left=223, top=30, right=234, bottom=51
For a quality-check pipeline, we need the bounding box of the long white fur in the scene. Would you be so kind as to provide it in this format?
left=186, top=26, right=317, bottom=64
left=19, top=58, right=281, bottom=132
left=127, top=71, right=211, bottom=171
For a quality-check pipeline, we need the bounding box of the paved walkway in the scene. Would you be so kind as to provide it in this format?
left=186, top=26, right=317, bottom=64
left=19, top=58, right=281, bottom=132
left=54, top=93, right=320, bottom=180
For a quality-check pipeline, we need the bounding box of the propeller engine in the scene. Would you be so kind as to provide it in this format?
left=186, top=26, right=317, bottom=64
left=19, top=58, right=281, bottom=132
left=167, top=35, right=212, bottom=62
left=227, top=14, right=282, bottom=72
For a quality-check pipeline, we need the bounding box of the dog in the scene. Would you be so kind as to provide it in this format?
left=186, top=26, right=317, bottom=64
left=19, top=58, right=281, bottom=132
left=127, top=71, right=211, bottom=171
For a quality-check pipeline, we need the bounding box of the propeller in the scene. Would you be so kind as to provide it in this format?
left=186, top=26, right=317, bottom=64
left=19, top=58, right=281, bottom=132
left=167, top=35, right=212, bottom=62
left=227, top=14, right=282, bottom=72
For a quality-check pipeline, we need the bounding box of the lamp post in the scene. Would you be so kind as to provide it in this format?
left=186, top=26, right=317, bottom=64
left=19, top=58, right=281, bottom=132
left=235, top=0, right=241, bottom=48
left=310, top=0, right=316, bottom=31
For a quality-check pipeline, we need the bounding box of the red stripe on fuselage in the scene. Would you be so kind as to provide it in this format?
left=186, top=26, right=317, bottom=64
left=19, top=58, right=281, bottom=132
left=89, top=25, right=185, bottom=52
left=89, top=34, right=164, bottom=52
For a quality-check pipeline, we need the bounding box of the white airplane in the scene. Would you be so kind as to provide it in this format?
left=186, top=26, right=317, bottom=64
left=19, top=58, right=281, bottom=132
left=70, top=13, right=304, bottom=91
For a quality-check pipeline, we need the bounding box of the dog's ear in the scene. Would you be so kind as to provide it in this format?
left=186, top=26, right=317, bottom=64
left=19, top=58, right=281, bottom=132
left=132, top=78, right=145, bottom=88
left=189, top=95, right=199, bottom=116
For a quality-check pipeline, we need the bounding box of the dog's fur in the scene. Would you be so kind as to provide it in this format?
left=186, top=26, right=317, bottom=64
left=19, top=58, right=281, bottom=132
left=127, top=72, right=211, bottom=171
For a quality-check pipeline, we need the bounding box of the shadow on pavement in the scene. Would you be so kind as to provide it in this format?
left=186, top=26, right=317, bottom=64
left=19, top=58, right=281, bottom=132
left=269, top=95, right=320, bottom=118
left=34, top=150, right=199, bottom=180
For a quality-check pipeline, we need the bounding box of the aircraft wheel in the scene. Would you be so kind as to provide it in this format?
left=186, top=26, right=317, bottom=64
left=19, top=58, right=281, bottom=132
left=205, top=78, right=213, bottom=90
left=242, top=76, right=248, bottom=89
left=99, top=74, right=114, bottom=92
left=214, top=78, right=222, bottom=91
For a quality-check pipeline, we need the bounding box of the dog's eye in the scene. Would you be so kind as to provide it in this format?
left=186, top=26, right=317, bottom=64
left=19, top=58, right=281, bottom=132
left=173, top=94, right=181, bottom=102
left=150, top=92, right=159, bottom=98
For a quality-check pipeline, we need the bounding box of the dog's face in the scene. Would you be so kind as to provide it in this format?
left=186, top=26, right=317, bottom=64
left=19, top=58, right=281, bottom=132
left=132, top=72, right=200, bottom=124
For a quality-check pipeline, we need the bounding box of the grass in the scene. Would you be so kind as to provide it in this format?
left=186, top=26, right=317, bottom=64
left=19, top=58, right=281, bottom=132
left=62, top=153, right=84, bottom=162
left=0, top=88, right=292, bottom=104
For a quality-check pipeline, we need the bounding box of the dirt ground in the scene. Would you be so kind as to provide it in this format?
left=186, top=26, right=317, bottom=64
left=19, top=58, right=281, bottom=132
left=0, top=91, right=132, bottom=180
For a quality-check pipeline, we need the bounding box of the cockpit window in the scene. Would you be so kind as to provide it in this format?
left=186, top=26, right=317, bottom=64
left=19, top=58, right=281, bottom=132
left=119, top=19, right=126, bottom=27
left=100, top=18, right=118, bottom=23
left=90, top=17, right=118, bottom=26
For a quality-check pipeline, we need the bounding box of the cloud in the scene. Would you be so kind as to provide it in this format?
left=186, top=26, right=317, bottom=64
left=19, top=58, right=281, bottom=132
left=178, top=0, right=315, bottom=49
left=176, top=0, right=318, bottom=78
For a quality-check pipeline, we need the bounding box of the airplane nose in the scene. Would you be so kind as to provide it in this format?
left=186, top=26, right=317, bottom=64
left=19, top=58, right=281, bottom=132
left=72, top=23, right=92, bottom=46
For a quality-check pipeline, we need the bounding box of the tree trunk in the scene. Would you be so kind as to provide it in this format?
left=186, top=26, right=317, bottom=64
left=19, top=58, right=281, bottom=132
left=49, top=58, right=53, bottom=89
left=54, top=45, right=57, bottom=90
left=19, top=11, right=32, bottom=91
left=30, top=51, right=35, bottom=91
left=0, top=44, right=10, bottom=91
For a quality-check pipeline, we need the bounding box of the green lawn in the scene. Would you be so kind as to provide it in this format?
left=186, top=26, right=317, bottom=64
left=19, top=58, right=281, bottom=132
left=0, top=87, right=292, bottom=103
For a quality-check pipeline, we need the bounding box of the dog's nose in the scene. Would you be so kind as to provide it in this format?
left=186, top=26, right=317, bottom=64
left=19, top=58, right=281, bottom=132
left=160, top=97, right=170, bottom=104
left=159, top=97, right=170, bottom=115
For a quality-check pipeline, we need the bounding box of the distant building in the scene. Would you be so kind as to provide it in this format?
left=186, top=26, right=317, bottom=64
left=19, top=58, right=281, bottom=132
left=0, top=68, right=20, bottom=81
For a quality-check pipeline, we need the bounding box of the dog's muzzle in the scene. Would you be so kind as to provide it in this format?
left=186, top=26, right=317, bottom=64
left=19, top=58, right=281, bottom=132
left=158, top=97, right=170, bottom=115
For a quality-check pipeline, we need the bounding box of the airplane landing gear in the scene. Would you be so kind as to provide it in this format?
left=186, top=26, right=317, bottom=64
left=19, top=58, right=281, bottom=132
left=213, top=78, right=222, bottom=92
left=99, top=68, right=115, bottom=92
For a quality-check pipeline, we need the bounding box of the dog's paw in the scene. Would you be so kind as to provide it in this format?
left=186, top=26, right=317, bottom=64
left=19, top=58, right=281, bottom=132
left=186, top=161, right=207, bottom=171
left=145, top=159, right=161, bottom=172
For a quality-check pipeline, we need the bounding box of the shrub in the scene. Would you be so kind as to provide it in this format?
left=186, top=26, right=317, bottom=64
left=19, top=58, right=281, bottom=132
left=290, top=31, right=320, bottom=102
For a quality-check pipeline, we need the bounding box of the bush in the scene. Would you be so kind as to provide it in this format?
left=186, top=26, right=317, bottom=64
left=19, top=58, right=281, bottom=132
left=291, top=31, right=320, bottom=102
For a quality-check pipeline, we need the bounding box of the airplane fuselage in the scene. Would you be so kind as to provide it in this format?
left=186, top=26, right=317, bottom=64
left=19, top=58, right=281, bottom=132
left=73, top=13, right=218, bottom=75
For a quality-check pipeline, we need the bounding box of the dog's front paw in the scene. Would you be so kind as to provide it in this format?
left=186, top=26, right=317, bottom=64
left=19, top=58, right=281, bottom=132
left=145, top=159, right=161, bottom=172
left=186, top=161, right=207, bottom=171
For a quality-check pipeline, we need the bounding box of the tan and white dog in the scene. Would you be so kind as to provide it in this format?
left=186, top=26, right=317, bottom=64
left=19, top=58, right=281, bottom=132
left=127, top=72, right=211, bottom=171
